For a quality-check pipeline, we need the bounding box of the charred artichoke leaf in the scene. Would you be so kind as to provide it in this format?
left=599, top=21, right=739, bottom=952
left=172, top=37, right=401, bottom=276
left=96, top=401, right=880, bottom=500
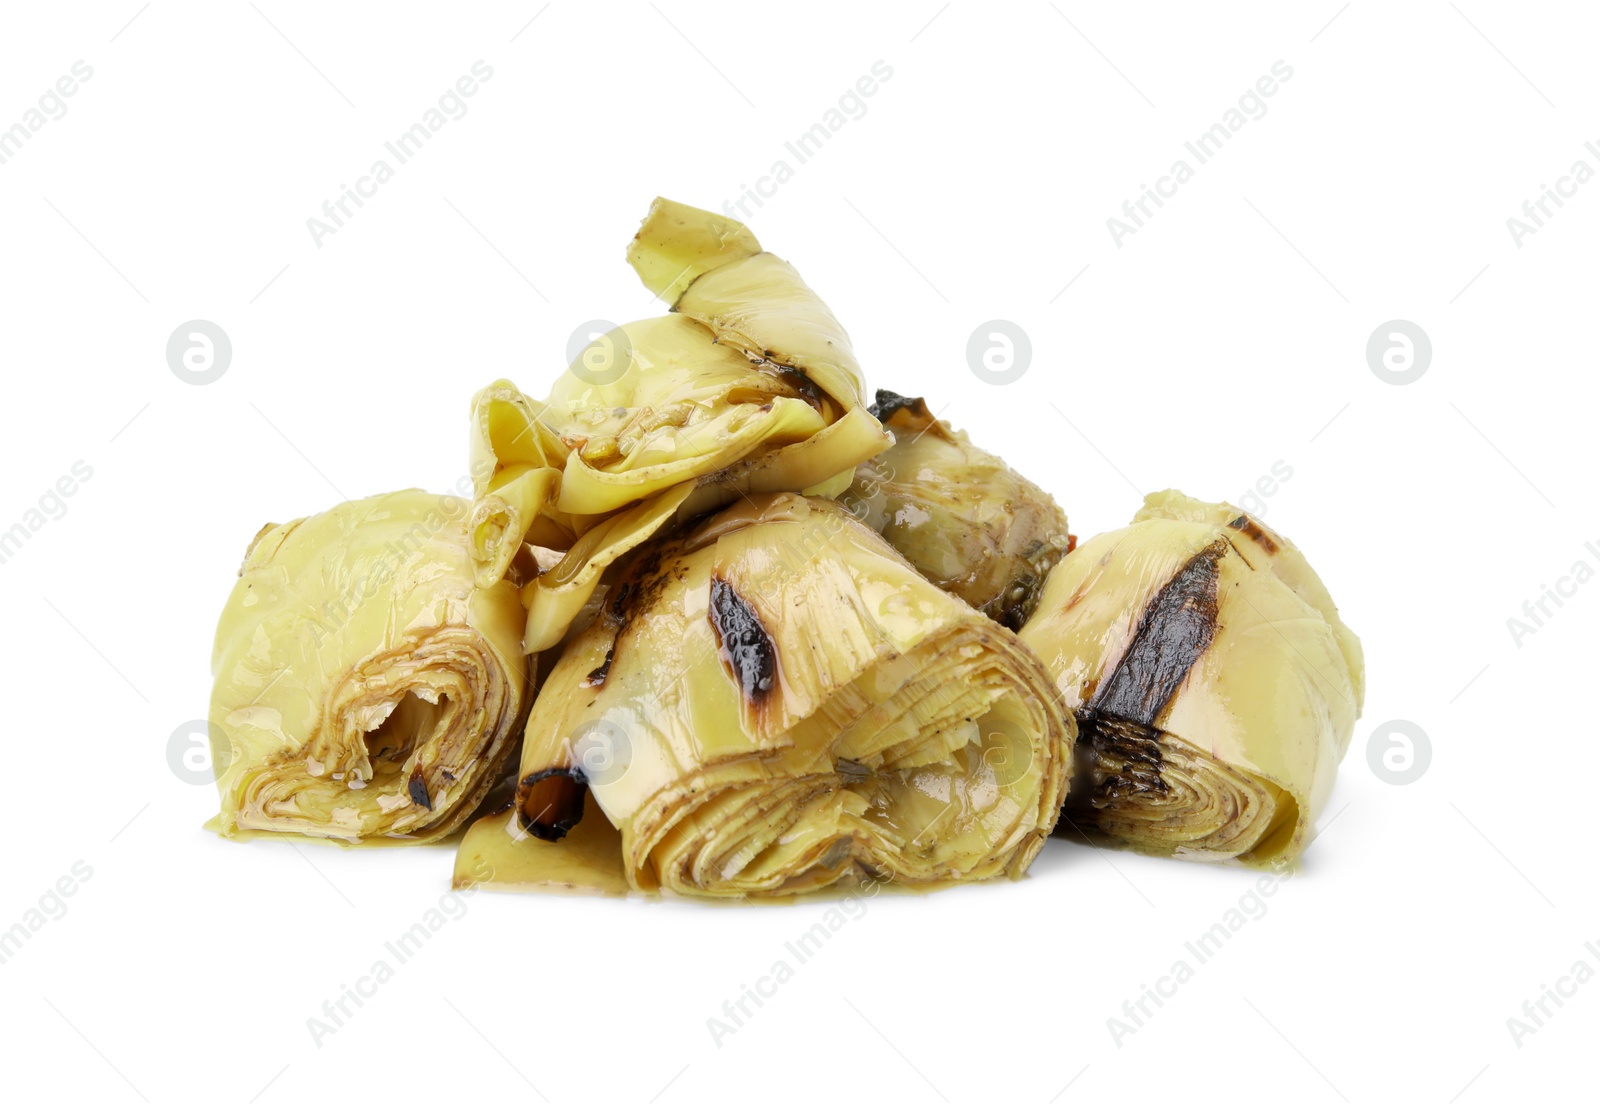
left=209, top=490, right=529, bottom=843
left=1019, top=489, right=1363, bottom=866
left=842, top=390, right=1071, bottom=630
left=463, top=493, right=1072, bottom=898
left=467, top=198, right=892, bottom=657
left=631, top=195, right=872, bottom=415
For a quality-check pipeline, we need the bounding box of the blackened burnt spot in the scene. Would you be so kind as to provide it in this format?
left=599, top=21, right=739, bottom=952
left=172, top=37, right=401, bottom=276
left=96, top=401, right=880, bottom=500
left=1061, top=711, right=1168, bottom=827
left=584, top=643, right=616, bottom=688
left=708, top=577, right=777, bottom=701
left=773, top=365, right=825, bottom=412
left=516, top=767, right=588, bottom=841
left=868, top=389, right=929, bottom=423
left=987, top=538, right=1072, bottom=630
left=588, top=541, right=675, bottom=690
left=606, top=579, right=636, bottom=623
left=1085, top=711, right=1167, bottom=791
left=985, top=570, right=1047, bottom=632
left=1227, top=514, right=1280, bottom=555
left=607, top=541, right=670, bottom=625
left=1089, top=539, right=1227, bottom=726
left=408, top=765, right=433, bottom=810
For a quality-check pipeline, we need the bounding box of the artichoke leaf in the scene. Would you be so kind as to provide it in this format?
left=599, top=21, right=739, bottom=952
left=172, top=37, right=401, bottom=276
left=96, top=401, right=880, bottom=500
left=630, top=198, right=870, bottom=414
left=1019, top=489, right=1363, bottom=866
left=842, top=390, right=1071, bottom=630
left=475, top=493, right=1071, bottom=898
left=465, top=199, right=891, bottom=662
left=626, top=197, right=764, bottom=304
left=209, top=490, right=529, bottom=843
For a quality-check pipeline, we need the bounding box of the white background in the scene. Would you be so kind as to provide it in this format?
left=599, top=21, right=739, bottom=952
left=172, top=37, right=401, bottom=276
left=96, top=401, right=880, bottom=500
left=0, top=2, right=1593, bottom=1103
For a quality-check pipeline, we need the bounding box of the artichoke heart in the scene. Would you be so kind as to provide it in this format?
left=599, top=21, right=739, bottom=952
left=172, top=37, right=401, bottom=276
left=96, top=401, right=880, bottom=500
left=468, top=198, right=892, bottom=656
left=209, top=490, right=529, bottom=842
left=842, top=390, right=1072, bottom=630
left=1018, top=490, right=1363, bottom=866
left=456, top=493, right=1072, bottom=898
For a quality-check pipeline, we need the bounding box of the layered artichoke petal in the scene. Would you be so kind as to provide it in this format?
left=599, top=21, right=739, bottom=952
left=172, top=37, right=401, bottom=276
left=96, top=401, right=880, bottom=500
left=466, top=200, right=890, bottom=657
left=843, top=390, right=1072, bottom=629
left=210, top=490, right=529, bottom=842
left=459, top=493, right=1072, bottom=898
left=1020, top=489, right=1362, bottom=866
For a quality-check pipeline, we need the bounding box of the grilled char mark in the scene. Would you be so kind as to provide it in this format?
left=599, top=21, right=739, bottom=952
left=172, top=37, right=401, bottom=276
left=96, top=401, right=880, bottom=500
left=583, top=542, right=671, bottom=691
left=544, top=543, right=680, bottom=833
left=516, top=767, right=589, bottom=841
left=989, top=539, right=1073, bottom=631
left=867, top=389, right=930, bottom=423
left=771, top=363, right=825, bottom=412
left=1079, top=713, right=1166, bottom=804
left=708, top=577, right=777, bottom=702
left=1072, top=539, right=1229, bottom=811
left=987, top=570, right=1048, bottom=632
left=1089, top=539, right=1227, bottom=725
left=583, top=644, right=615, bottom=688
left=408, top=765, right=433, bottom=810
left=1227, top=513, right=1279, bottom=555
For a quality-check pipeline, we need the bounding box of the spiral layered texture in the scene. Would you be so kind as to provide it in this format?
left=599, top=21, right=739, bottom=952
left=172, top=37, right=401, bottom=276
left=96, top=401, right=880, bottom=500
left=210, top=490, right=528, bottom=842
left=1020, top=490, right=1363, bottom=865
left=493, top=493, right=1071, bottom=897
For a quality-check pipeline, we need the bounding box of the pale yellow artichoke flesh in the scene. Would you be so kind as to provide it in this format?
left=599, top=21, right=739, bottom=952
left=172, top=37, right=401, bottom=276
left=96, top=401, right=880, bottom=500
left=1019, top=490, right=1363, bottom=866
left=842, top=390, right=1071, bottom=629
left=457, top=493, right=1072, bottom=898
left=628, top=197, right=870, bottom=416
left=209, top=490, right=528, bottom=842
left=454, top=800, right=629, bottom=896
left=466, top=199, right=890, bottom=657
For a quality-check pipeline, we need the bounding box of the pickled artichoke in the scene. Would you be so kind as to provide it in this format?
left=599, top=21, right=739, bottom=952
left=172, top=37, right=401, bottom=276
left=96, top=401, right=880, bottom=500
left=842, top=390, right=1072, bottom=630
left=1018, top=490, right=1362, bottom=865
left=467, top=199, right=891, bottom=655
left=455, top=493, right=1072, bottom=898
left=209, top=490, right=529, bottom=842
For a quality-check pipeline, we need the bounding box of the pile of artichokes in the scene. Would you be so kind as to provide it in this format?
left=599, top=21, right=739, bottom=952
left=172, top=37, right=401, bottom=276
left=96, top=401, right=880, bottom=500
left=207, top=199, right=1363, bottom=899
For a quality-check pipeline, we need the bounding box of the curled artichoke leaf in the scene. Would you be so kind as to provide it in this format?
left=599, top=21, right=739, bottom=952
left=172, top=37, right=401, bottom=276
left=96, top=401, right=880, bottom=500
left=625, top=196, right=764, bottom=305
left=1019, top=489, right=1363, bottom=866
left=460, top=493, right=1072, bottom=898
left=454, top=798, right=629, bottom=896
left=209, top=490, right=529, bottom=843
left=630, top=198, right=869, bottom=415
left=466, top=199, right=891, bottom=657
